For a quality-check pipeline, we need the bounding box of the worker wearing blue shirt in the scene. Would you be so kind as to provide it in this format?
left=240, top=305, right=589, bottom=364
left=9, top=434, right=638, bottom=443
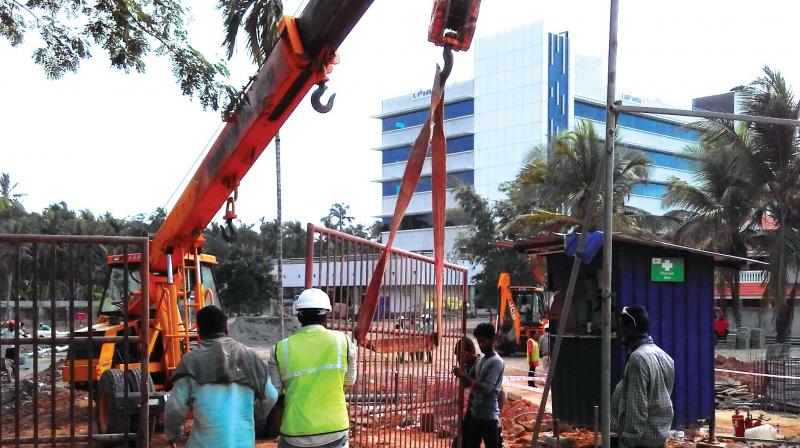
left=165, top=305, right=278, bottom=448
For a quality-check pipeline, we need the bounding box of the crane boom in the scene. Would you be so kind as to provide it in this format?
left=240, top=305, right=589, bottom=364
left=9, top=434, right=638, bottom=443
left=151, top=0, right=373, bottom=271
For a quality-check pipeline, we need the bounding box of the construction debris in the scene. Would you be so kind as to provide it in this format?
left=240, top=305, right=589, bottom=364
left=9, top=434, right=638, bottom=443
left=500, top=396, right=552, bottom=448
left=715, top=379, right=757, bottom=409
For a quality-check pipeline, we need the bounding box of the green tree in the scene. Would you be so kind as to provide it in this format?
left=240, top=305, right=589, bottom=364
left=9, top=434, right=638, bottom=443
left=321, top=203, right=355, bottom=232
left=723, top=67, right=800, bottom=343
left=452, top=185, right=534, bottom=309
left=663, top=135, right=759, bottom=327
left=1, top=0, right=239, bottom=111
left=204, top=222, right=276, bottom=314
left=504, top=120, right=663, bottom=237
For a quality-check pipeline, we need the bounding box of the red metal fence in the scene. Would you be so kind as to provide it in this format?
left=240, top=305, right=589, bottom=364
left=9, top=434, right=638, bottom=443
left=0, top=234, right=150, bottom=447
left=304, top=224, right=468, bottom=448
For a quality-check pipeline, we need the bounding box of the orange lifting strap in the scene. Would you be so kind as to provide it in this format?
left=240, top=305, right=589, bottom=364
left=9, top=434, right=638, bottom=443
left=354, top=0, right=481, bottom=348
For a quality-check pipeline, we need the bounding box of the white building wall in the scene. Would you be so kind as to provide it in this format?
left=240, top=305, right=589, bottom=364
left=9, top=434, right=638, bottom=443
left=474, top=23, right=549, bottom=203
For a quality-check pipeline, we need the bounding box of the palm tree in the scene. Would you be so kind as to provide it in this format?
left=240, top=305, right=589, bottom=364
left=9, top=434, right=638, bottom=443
left=699, top=67, right=800, bottom=343
left=504, top=120, right=662, bottom=237
left=663, top=136, right=759, bottom=327
left=219, top=0, right=283, bottom=67
left=218, top=0, right=283, bottom=320
left=735, top=67, right=800, bottom=344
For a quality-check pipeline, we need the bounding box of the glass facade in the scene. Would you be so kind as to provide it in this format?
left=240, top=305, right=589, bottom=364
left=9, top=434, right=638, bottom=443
left=575, top=101, right=701, bottom=140
left=640, top=148, right=696, bottom=171
left=382, top=210, right=471, bottom=231
left=381, top=170, right=474, bottom=197
left=381, top=99, right=474, bottom=132
left=632, top=182, right=669, bottom=197
left=381, top=134, right=474, bottom=164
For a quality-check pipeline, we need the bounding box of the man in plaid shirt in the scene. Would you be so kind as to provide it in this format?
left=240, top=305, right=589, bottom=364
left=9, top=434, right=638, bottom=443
left=611, top=305, right=675, bottom=448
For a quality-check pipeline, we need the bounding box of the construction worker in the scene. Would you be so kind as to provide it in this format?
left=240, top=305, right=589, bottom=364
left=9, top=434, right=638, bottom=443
left=452, top=323, right=504, bottom=448
left=538, top=324, right=550, bottom=371
left=1, top=320, right=16, bottom=380
left=611, top=305, right=675, bottom=448
left=526, top=336, right=539, bottom=387
left=165, top=306, right=278, bottom=448
left=268, top=288, right=356, bottom=448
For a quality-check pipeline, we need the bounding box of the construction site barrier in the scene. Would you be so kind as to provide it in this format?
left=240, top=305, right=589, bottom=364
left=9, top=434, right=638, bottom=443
left=0, top=234, right=151, bottom=447
left=305, top=224, right=468, bottom=448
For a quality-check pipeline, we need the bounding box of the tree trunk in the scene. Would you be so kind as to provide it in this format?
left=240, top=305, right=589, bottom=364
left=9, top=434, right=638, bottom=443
left=731, top=270, right=742, bottom=328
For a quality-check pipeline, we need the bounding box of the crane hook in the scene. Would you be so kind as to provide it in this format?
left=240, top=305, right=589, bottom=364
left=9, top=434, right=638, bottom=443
left=311, top=82, right=336, bottom=113
left=440, top=46, right=454, bottom=85
left=221, top=219, right=237, bottom=242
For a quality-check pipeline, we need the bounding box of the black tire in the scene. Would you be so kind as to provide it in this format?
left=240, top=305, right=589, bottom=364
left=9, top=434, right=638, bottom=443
left=96, top=369, right=127, bottom=436
left=125, top=368, right=157, bottom=440
left=96, top=368, right=155, bottom=446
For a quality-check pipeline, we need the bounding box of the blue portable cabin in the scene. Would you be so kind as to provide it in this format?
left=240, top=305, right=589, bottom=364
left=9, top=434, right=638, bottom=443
left=500, top=232, right=765, bottom=429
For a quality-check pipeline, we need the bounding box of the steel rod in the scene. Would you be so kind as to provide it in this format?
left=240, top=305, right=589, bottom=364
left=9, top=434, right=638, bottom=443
left=0, top=336, right=143, bottom=345
left=276, top=131, right=285, bottom=338
left=0, top=234, right=147, bottom=244
left=140, top=241, right=150, bottom=447
left=601, top=1, right=619, bottom=448
left=716, top=435, right=800, bottom=445
left=613, top=104, right=800, bottom=127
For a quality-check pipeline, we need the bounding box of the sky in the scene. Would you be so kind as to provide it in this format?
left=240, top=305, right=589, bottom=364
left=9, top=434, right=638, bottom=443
left=2, top=0, right=800, bottom=228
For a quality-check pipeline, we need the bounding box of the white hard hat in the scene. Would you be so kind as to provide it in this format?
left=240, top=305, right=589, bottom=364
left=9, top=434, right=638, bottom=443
left=294, top=288, right=332, bottom=314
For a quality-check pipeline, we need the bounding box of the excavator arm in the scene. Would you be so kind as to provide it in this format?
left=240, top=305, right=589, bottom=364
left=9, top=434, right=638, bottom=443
left=150, top=0, right=374, bottom=272
left=497, top=272, right=522, bottom=343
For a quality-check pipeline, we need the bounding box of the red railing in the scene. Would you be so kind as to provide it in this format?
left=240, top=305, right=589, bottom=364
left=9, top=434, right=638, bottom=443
left=305, top=224, right=468, bottom=448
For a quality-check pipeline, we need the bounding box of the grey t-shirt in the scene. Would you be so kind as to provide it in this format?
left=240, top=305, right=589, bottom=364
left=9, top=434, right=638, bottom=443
left=468, top=353, right=504, bottom=420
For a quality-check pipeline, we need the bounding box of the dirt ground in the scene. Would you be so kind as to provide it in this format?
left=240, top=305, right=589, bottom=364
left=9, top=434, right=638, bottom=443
left=3, top=317, right=798, bottom=446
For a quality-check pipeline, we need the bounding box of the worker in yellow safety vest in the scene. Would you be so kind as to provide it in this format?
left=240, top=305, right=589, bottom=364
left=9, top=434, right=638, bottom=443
left=267, top=288, right=357, bottom=448
left=526, top=337, right=539, bottom=387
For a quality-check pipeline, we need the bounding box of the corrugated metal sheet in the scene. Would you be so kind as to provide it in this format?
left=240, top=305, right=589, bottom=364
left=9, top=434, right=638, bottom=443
left=551, top=336, right=622, bottom=427
left=547, top=240, right=715, bottom=429
left=614, top=242, right=715, bottom=429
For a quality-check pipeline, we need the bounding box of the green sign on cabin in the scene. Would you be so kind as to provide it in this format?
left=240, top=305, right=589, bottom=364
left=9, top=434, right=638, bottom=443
left=651, top=257, right=684, bottom=282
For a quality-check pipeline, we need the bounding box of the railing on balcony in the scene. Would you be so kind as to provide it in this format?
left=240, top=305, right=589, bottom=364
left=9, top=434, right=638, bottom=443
left=739, top=270, right=768, bottom=284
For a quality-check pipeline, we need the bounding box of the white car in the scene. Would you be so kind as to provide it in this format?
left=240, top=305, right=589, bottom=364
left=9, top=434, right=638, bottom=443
left=36, top=324, right=68, bottom=338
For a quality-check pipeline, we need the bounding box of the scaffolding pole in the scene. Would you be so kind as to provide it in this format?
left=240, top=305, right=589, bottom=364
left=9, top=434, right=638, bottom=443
left=601, top=1, right=619, bottom=447
left=614, top=104, right=800, bottom=127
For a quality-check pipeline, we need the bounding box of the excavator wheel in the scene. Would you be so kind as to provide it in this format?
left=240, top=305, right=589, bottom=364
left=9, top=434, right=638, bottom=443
left=96, top=368, right=155, bottom=446
left=124, top=368, right=157, bottom=440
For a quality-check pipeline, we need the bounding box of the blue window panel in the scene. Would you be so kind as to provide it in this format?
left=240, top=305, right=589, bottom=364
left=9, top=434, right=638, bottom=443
left=382, top=146, right=412, bottom=164
left=447, top=134, right=474, bottom=153
left=381, top=170, right=474, bottom=197
left=547, top=32, right=569, bottom=137
left=640, top=149, right=696, bottom=171
left=381, top=135, right=474, bottom=164
left=381, top=100, right=474, bottom=132
left=575, top=102, right=700, bottom=141
left=632, top=183, right=669, bottom=197
left=382, top=211, right=468, bottom=231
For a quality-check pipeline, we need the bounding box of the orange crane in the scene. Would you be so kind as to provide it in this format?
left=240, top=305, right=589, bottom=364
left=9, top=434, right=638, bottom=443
left=60, top=0, right=482, bottom=437
left=495, top=272, right=549, bottom=355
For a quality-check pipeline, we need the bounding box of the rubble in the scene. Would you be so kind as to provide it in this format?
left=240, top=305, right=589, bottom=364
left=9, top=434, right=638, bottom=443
left=715, top=379, right=757, bottom=409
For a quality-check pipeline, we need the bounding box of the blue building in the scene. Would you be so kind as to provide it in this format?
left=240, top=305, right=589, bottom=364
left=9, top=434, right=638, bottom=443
left=374, top=21, right=701, bottom=256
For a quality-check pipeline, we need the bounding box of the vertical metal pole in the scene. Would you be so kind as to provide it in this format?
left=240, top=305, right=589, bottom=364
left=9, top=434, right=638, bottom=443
left=276, top=132, right=284, bottom=338
left=140, top=241, right=150, bottom=448
left=602, top=1, right=620, bottom=447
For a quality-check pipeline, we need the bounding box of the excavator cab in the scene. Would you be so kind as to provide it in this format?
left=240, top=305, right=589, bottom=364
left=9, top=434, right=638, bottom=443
left=495, top=273, right=549, bottom=355
left=63, top=252, right=220, bottom=387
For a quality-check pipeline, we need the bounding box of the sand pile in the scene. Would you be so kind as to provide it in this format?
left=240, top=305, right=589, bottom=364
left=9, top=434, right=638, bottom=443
left=229, top=315, right=301, bottom=348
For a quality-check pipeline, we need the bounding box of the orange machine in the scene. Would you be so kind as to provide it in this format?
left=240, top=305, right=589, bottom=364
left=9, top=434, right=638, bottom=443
left=61, top=0, right=374, bottom=436
left=60, top=0, right=482, bottom=437
left=495, top=272, right=549, bottom=355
